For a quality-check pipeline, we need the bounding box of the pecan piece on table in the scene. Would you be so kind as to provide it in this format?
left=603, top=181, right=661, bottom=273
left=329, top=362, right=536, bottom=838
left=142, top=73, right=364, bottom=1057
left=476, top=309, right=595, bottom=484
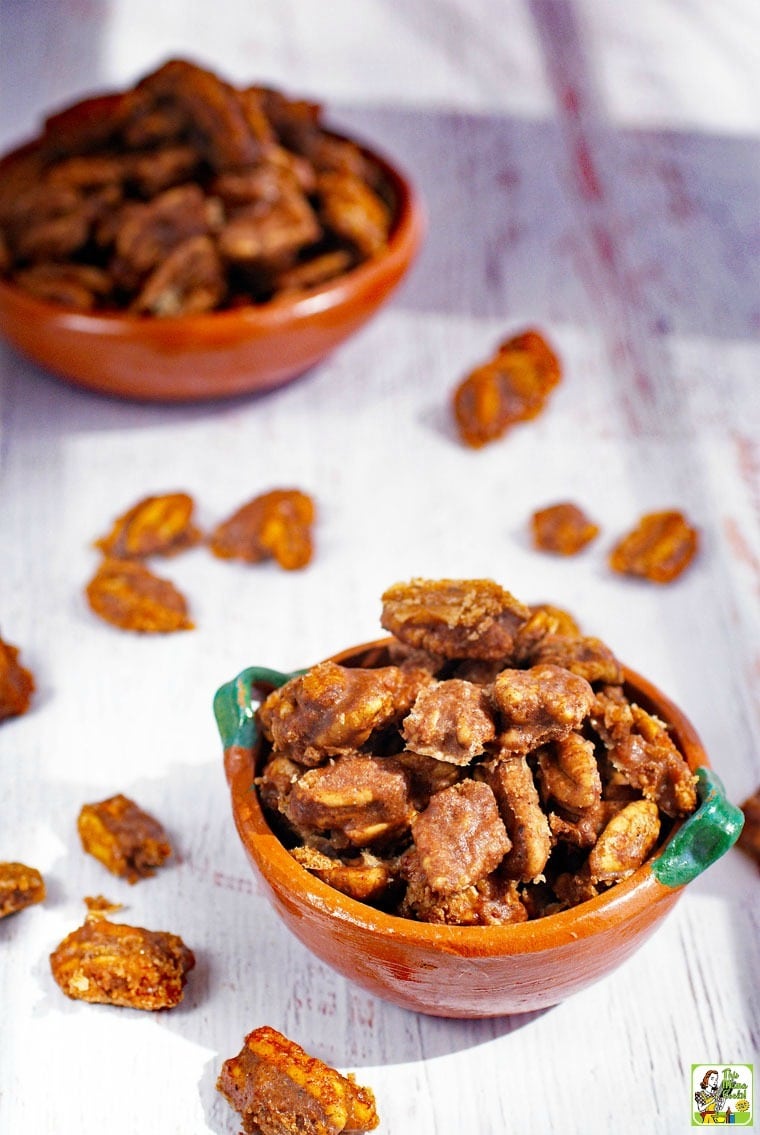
left=50, top=912, right=194, bottom=1009
left=452, top=328, right=561, bottom=448
left=531, top=501, right=600, bottom=555
left=77, top=794, right=173, bottom=883
left=218, top=1025, right=379, bottom=1135
left=608, top=509, right=699, bottom=583
left=95, top=492, right=201, bottom=559
left=0, top=862, right=46, bottom=918
left=209, top=488, right=316, bottom=570
left=0, top=634, right=35, bottom=721
left=380, top=577, right=531, bottom=662
left=85, top=557, right=194, bottom=633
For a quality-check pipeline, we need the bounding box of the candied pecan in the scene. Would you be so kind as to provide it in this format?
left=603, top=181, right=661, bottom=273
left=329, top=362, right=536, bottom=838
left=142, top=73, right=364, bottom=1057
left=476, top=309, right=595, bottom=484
left=490, top=664, right=595, bottom=753
left=46, top=154, right=127, bottom=192
left=531, top=502, right=599, bottom=555
left=50, top=913, right=194, bottom=1009
left=0, top=634, right=35, bottom=721
left=132, top=234, right=226, bottom=315
left=290, top=846, right=397, bottom=903
left=511, top=604, right=582, bottom=664
left=587, top=799, right=661, bottom=883
left=537, top=733, right=602, bottom=812
left=553, top=870, right=599, bottom=907
left=209, top=488, right=316, bottom=571
left=84, top=894, right=123, bottom=917
left=85, top=557, right=194, bottom=633
left=402, top=678, right=495, bottom=766
left=316, top=169, right=391, bottom=258
left=12, top=263, right=112, bottom=310
left=477, top=755, right=552, bottom=882
left=609, top=510, right=699, bottom=583
left=77, top=794, right=172, bottom=883
left=134, top=58, right=263, bottom=171
left=128, top=145, right=200, bottom=196
left=217, top=192, right=320, bottom=265
left=381, top=577, right=530, bottom=661
left=95, top=492, right=201, bottom=559
left=258, top=662, right=423, bottom=766
left=112, top=184, right=215, bottom=285
left=593, top=699, right=697, bottom=817
left=548, top=799, right=608, bottom=849
left=401, top=853, right=527, bottom=926
left=0, top=862, right=45, bottom=918
left=284, top=755, right=413, bottom=847
left=737, top=787, right=760, bottom=868
left=452, top=328, right=561, bottom=448
left=528, top=633, right=624, bottom=685
left=13, top=205, right=92, bottom=263
left=393, top=750, right=463, bottom=809
left=217, top=1025, right=379, bottom=1135
left=256, top=755, right=303, bottom=816
left=118, top=94, right=189, bottom=150
left=41, top=94, right=123, bottom=157
left=411, top=779, right=510, bottom=894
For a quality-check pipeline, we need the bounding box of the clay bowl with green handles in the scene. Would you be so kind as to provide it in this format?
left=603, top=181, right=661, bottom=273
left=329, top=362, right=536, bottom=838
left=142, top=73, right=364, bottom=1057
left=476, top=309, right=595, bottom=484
left=214, top=638, right=743, bottom=1019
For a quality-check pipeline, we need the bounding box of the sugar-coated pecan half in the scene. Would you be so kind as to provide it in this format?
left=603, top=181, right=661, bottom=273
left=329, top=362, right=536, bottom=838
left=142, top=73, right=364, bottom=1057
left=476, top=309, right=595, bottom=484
left=209, top=488, right=316, bottom=570
left=476, top=755, right=552, bottom=882
left=609, top=510, right=699, bottom=583
left=50, top=913, right=194, bottom=1009
left=402, top=678, right=496, bottom=766
left=0, top=862, right=46, bottom=918
left=587, top=799, right=661, bottom=883
left=85, top=558, right=194, bottom=633
left=77, top=794, right=172, bottom=883
left=217, top=1025, right=379, bottom=1135
left=95, top=492, right=201, bottom=559
left=381, top=577, right=530, bottom=661
left=490, top=664, right=595, bottom=753
left=531, top=501, right=600, bottom=555
left=411, top=779, right=510, bottom=894
left=0, top=635, right=35, bottom=721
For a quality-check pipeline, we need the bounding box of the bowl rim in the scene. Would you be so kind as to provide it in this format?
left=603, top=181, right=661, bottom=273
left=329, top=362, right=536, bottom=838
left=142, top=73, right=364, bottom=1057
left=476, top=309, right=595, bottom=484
left=221, top=637, right=736, bottom=956
left=0, top=117, right=425, bottom=336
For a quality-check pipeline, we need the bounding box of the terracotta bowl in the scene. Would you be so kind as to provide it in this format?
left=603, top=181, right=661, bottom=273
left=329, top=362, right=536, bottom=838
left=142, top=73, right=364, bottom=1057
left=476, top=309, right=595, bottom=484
left=0, top=116, right=425, bottom=402
left=214, top=639, right=743, bottom=1019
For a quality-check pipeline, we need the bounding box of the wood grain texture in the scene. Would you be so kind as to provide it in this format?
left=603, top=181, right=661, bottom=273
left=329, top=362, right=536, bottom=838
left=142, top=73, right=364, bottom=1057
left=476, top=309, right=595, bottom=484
left=0, top=1, right=758, bottom=1132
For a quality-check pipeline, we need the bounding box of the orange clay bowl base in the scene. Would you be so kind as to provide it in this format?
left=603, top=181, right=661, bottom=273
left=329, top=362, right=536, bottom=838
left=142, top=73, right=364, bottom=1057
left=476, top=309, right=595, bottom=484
left=0, top=114, right=425, bottom=403
left=215, top=639, right=743, bottom=1019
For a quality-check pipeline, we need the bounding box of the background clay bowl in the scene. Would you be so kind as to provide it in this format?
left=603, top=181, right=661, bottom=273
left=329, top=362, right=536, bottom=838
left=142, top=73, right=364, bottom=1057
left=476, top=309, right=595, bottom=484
left=0, top=112, right=425, bottom=402
left=215, top=639, right=743, bottom=1019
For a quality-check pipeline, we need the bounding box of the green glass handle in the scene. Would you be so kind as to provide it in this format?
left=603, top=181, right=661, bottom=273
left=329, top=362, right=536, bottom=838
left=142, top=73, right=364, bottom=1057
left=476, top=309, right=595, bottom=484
left=652, top=767, right=744, bottom=888
left=213, top=666, right=302, bottom=750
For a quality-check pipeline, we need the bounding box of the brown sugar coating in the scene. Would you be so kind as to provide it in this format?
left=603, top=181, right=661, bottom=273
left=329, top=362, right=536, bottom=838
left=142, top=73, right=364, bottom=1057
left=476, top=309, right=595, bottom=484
left=477, top=756, right=552, bottom=882
left=452, top=328, right=561, bottom=448
left=490, top=664, right=595, bottom=754
left=0, top=59, right=395, bottom=314
left=0, top=635, right=35, bottom=721
left=411, top=779, right=510, bottom=893
left=217, top=1025, right=379, bottom=1135
left=255, top=577, right=699, bottom=923
left=0, top=862, right=45, bottom=918
left=609, top=509, right=699, bottom=583
left=381, top=577, right=531, bottom=661
left=591, top=691, right=697, bottom=818
left=50, top=913, right=194, bottom=1009
left=402, top=679, right=496, bottom=765
left=208, top=489, right=316, bottom=571
left=531, top=502, right=600, bottom=555
left=259, top=661, right=426, bottom=766
left=737, top=788, right=760, bottom=868
left=94, top=492, right=201, bottom=559
left=77, top=794, right=173, bottom=883
left=85, top=557, right=194, bottom=633
left=284, top=756, right=413, bottom=848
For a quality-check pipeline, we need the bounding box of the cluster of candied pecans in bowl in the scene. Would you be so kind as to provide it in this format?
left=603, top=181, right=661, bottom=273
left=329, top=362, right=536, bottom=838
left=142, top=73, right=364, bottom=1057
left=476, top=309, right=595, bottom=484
left=250, top=577, right=701, bottom=927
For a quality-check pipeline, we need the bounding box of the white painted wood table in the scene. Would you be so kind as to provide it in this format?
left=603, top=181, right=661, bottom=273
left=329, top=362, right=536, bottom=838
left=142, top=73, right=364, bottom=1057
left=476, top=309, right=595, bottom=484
left=1, top=2, right=758, bottom=1132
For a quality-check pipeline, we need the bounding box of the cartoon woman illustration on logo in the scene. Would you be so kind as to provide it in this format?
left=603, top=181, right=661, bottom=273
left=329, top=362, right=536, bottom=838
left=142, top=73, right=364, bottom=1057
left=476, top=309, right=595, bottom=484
left=695, top=1069, right=731, bottom=1124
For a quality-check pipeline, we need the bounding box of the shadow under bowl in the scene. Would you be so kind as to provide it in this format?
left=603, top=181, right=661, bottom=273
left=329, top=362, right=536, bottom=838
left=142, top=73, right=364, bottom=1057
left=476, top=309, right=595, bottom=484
left=217, top=639, right=743, bottom=1018
left=0, top=123, right=425, bottom=402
